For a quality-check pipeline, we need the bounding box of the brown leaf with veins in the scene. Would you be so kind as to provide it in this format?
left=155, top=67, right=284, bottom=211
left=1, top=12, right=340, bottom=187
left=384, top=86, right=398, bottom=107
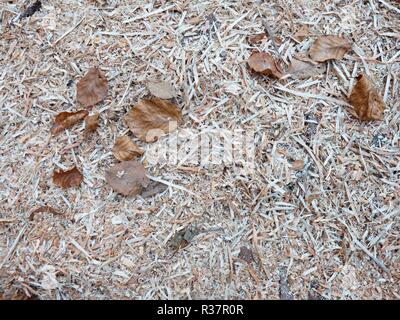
left=84, top=113, right=100, bottom=137
left=308, top=35, right=352, bottom=62
left=105, top=160, right=149, bottom=196
left=77, top=67, right=108, bottom=107
left=50, top=110, right=89, bottom=135
left=247, top=52, right=283, bottom=78
left=112, top=136, right=144, bottom=161
left=349, top=74, right=385, bottom=121
left=147, top=81, right=177, bottom=99
left=124, top=98, right=183, bottom=142
left=53, top=167, right=83, bottom=188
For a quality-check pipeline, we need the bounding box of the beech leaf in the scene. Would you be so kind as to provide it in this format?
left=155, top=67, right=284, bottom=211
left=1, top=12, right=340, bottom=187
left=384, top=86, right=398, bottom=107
left=147, top=81, right=177, bottom=99
left=53, top=167, right=83, bottom=188
left=124, top=98, right=183, bottom=142
left=247, top=52, right=283, bottom=79
left=112, top=136, right=144, bottom=161
left=288, top=55, right=326, bottom=79
left=76, top=67, right=108, bottom=107
left=50, top=110, right=88, bottom=135
left=84, top=113, right=100, bottom=137
left=308, top=35, right=352, bottom=62
left=349, top=74, right=385, bottom=121
left=105, top=160, right=149, bottom=196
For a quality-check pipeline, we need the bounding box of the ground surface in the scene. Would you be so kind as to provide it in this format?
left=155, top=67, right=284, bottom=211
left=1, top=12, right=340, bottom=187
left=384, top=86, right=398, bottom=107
left=0, top=0, right=399, bottom=299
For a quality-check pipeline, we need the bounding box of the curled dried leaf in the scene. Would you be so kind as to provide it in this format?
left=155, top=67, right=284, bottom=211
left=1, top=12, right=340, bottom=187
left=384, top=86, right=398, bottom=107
left=84, top=113, right=100, bottom=137
left=77, top=67, right=108, bottom=107
left=247, top=52, right=283, bottom=79
left=308, top=35, right=352, bottom=62
left=124, top=98, right=183, bottom=142
left=349, top=74, right=385, bottom=121
left=105, top=160, right=149, bottom=196
left=50, top=110, right=88, bottom=135
left=112, top=136, right=144, bottom=161
left=29, top=206, right=62, bottom=221
left=147, top=81, right=177, bottom=99
left=288, top=55, right=326, bottom=79
left=53, top=167, right=83, bottom=188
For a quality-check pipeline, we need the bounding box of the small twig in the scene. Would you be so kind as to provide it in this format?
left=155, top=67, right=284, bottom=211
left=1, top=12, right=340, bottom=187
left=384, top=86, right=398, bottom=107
left=53, top=15, right=85, bottom=46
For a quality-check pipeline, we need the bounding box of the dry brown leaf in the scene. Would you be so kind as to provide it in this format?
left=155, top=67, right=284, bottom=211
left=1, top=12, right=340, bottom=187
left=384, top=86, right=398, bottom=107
left=140, top=180, right=168, bottom=198
left=84, top=113, right=100, bottom=137
left=105, top=160, right=149, bottom=196
left=288, top=55, right=326, bottom=79
left=247, top=52, right=283, bottom=79
left=53, top=167, right=83, bottom=188
left=112, top=136, right=144, bottom=161
left=124, top=98, right=183, bottom=142
left=247, top=33, right=267, bottom=44
left=147, top=81, right=177, bottom=99
left=308, top=35, right=352, bottom=62
left=349, top=74, right=385, bottom=121
left=293, top=25, right=310, bottom=42
left=50, top=110, right=88, bottom=135
left=76, top=67, right=108, bottom=107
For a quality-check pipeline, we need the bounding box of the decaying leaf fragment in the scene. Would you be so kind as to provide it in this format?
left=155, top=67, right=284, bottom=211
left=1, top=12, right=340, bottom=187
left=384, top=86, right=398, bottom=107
left=112, top=136, right=144, bottom=161
left=349, top=74, right=385, bottom=121
left=247, top=52, right=283, bottom=78
left=308, top=35, right=352, bottom=62
left=288, top=55, right=326, bottom=79
left=147, top=81, right=177, bottom=99
left=105, top=160, right=149, bottom=196
left=76, top=67, right=108, bottom=107
left=293, top=25, right=310, bottom=42
left=124, top=98, right=183, bottom=142
left=247, top=33, right=267, bottom=44
left=53, top=167, right=83, bottom=188
left=140, top=180, right=168, bottom=198
left=50, top=110, right=88, bottom=135
left=84, top=113, right=100, bottom=137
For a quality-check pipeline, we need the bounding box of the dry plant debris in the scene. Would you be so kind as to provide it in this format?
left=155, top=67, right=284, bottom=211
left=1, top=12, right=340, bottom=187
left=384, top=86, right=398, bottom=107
left=28, top=206, right=62, bottom=221
left=147, top=81, right=177, bottom=99
left=288, top=55, right=326, bottom=79
left=105, top=160, right=149, bottom=196
left=50, top=110, right=88, bottom=135
left=349, top=74, right=385, bottom=121
left=308, top=35, right=352, bottom=62
left=140, top=181, right=168, bottom=198
left=1, top=0, right=399, bottom=301
left=247, top=33, right=267, bottom=44
left=76, top=67, right=108, bottom=107
left=247, top=52, right=283, bottom=78
left=84, top=113, right=100, bottom=137
left=20, top=0, right=42, bottom=19
left=53, top=167, right=83, bottom=188
left=124, top=98, right=183, bottom=142
left=238, top=246, right=254, bottom=264
left=112, top=136, right=144, bottom=161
